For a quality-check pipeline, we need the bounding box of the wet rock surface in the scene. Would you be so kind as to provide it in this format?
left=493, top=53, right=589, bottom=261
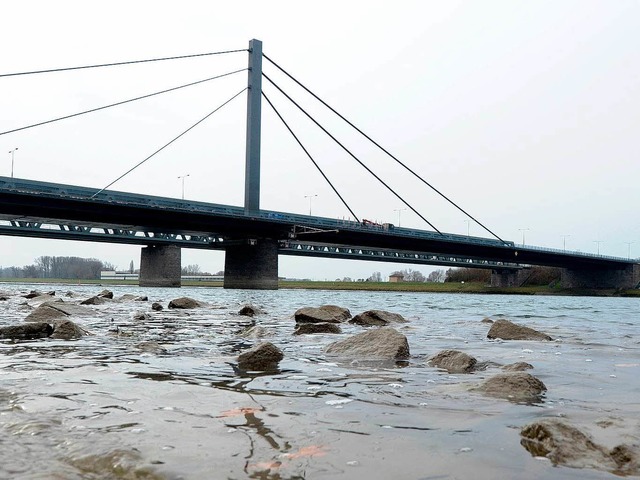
left=294, top=322, right=342, bottom=335
left=0, top=322, right=53, bottom=339
left=294, top=305, right=349, bottom=323
left=238, top=305, right=263, bottom=317
left=51, top=319, right=88, bottom=339
left=520, top=419, right=640, bottom=475
left=325, top=327, right=410, bottom=360
left=168, top=297, right=202, bottom=309
left=429, top=349, right=477, bottom=373
left=237, top=342, right=284, bottom=371
left=98, top=289, right=114, bottom=299
left=503, top=362, right=534, bottom=372
left=487, top=319, right=553, bottom=341
left=81, top=295, right=106, bottom=305
left=348, top=309, right=407, bottom=326
left=474, top=372, right=547, bottom=402
left=151, top=302, right=163, bottom=311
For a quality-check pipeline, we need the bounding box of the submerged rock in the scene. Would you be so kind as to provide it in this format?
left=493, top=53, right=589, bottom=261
left=294, top=322, right=342, bottom=335
left=325, top=327, right=410, bottom=360
left=132, top=312, right=151, bottom=321
left=81, top=296, right=106, bottom=305
left=23, top=290, right=42, bottom=299
left=151, top=302, right=163, bottom=311
left=481, top=317, right=494, bottom=324
left=487, top=319, right=552, bottom=341
left=26, top=294, right=61, bottom=307
left=294, top=305, right=349, bottom=323
left=238, top=326, right=271, bottom=339
left=237, top=342, right=284, bottom=371
left=474, top=372, right=546, bottom=402
left=168, top=297, right=202, bottom=309
left=51, top=319, right=87, bottom=339
left=0, top=322, right=53, bottom=340
left=503, top=362, right=534, bottom=372
left=520, top=419, right=640, bottom=475
left=429, top=350, right=477, bottom=373
left=238, top=305, right=264, bottom=317
left=349, top=309, right=407, bottom=326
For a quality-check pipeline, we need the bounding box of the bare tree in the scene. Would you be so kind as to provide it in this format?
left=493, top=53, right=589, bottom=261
left=426, top=269, right=446, bottom=283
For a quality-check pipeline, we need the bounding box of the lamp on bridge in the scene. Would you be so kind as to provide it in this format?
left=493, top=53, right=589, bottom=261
left=178, top=174, right=190, bottom=200
left=593, top=240, right=603, bottom=255
left=561, top=234, right=571, bottom=251
left=9, top=147, right=18, bottom=178
left=518, top=228, right=530, bottom=246
left=624, top=241, right=635, bottom=260
left=394, top=208, right=407, bottom=227
left=304, top=194, right=318, bottom=215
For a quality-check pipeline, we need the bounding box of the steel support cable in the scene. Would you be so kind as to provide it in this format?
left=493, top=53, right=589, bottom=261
left=263, top=53, right=505, bottom=244
left=0, top=68, right=247, bottom=137
left=0, top=49, right=247, bottom=78
left=262, top=91, right=360, bottom=222
left=91, top=87, right=247, bottom=198
left=262, top=72, right=442, bottom=234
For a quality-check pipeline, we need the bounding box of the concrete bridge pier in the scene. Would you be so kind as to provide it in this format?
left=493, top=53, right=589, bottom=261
left=224, top=238, right=278, bottom=290
left=139, top=245, right=182, bottom=287
left=560, top=264, right=640, bottom=289
left=490, top=268, right=531, bottom=287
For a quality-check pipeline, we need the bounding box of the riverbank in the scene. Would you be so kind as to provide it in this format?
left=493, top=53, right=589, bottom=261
left=1, top=277, right=638, bottom=297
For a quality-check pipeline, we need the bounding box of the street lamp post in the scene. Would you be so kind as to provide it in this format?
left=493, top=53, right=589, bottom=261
left=464, top=219, right=471, bottom=237
left=561, top=234, right=571, bottom=251
left=593, top=240, right=603, bottom=255
left=9, top=147, right=18, bottom=178
left=393, top=208, right=407, bottom=227
left=624, top=241, right=634, bottom=260
left=304, top=194, right=317, bottom=215
left=518, top=228, right=530, bottom=246
left=178, top=174, right=189, bottom=200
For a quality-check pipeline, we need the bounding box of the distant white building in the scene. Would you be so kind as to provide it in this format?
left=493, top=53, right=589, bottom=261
left=100, top=270, right=223, bottom=282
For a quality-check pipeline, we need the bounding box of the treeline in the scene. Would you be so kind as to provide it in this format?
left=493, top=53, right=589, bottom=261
left=0, top=256, right=115, bottom=280
left=443, top=266, right=562, bottom=286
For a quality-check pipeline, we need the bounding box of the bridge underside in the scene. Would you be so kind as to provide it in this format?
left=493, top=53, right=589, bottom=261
left=561, top=264, right=640, bottom=289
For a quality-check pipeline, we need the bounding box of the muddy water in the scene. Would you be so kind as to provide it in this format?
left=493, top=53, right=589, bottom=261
left=0, top=284, right=638, bottom=479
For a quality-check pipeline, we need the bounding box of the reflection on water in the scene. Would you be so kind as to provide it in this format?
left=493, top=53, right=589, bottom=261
left=0, top=283, right=638, bottom=479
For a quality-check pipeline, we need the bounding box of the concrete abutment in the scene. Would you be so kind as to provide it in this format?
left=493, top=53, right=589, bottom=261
left=139, top=245, right=181, bottom=287
left=490, top=268, right=532, bottom=288
left=560, top=264, right=640, bottom=289
left=224, top=239, right=278, bottom=290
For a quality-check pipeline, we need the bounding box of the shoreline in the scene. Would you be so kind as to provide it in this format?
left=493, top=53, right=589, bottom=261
left=1, top=278, right=638, bottom=297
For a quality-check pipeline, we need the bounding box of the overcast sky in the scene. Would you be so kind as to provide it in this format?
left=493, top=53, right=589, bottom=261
left=1, top=1, right=638, bottom=280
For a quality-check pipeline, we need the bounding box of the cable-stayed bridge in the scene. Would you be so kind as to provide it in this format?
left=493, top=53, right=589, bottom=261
left=0, top=40, right=637, bottom=289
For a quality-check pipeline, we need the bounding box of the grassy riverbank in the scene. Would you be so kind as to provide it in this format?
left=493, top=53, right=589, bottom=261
left=1, top=277, right=638, bottom=297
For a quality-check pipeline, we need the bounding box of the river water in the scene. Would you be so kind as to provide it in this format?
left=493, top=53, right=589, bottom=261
left=0, top=283, right=638, bottom=479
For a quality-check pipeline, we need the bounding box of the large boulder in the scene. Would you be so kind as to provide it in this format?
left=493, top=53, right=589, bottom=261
left=0, top=323, right=53, bottom=340
left=98, top=289, right=114, bottom=299
left=237, top=342, right=284, bottom=371
left=294, top=305, right=349, bottom=323
left=349, top=309, right=407, bottom=326
left=474, top=372, right=547, bottom=402
left=168, top=297, right=202, bottom=309
left=487, top=319, right=552, bottom=341
left=50, top=320, right=88, bottom=339
left=294, top=322, right=342, bottom=335
left=25, top=304, right=69, bottom=323
left=325, top=327, right=410, bottom=360
left=429, top=350, right=477, bottom=373
left=520, top=419, right=640, bottom=475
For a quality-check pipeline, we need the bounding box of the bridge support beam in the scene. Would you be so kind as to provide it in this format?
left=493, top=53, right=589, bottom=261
left=490, top=268, right=531, bottom=288
left=224, top=239, right=278, bottom=290
left=139, top=245, right=181, bottom=287
left=560, top=264, right=640, bottom=289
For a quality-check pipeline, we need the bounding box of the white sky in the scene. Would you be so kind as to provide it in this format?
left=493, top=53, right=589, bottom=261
left=1, top=1, right=639, bottom=280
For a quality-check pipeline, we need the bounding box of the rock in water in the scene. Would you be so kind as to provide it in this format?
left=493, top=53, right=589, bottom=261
left=294, top=306, right=347, bottom=323
left=98, top=289, right=114, bottom=299
left=325, top=327, right=410, bottom=360
left=238, top=305, right=263, bottom=317
left=294, top=322, right=342, bottom=335
left=237, top=342, right=284, bottom=371
left=487, top=319, right=552, bottom=341
left=25, top=304, right=70, bottom=323
left=475, top=372, right=546, bottom=402
left=50, top=320, right=87, bottom=339
left=151, top=302, right=163, bottom=311
left=81, top=296, right=106, bottom=305
left=520, top=419, right=640, bottom=475
left=503, top=362, right=534, bottom=372
left=317, top=305, right=351, bottom=321
left=168, top=297, right=202, bottom=309
left=238, top=326, right=271, bottom=339
left=429, top=350, right=477, bottom=373
left=0, top=323, right=53, bottom=340
left=349, top=309, right=407, bottom=326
